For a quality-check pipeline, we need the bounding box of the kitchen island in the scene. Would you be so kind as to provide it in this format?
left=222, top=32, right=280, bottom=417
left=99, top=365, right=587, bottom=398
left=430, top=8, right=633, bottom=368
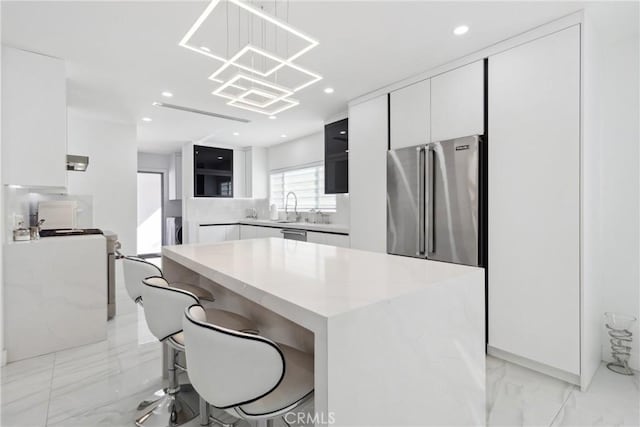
left=162, top=238, right=485, bottom=426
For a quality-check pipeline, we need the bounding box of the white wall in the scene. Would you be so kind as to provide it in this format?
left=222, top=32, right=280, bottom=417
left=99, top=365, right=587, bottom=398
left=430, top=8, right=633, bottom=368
left=584, top=3, right=639, bottom=371
left=0, top=36, right=4, bottom=365
left=67, top=111, right=137, bottom=254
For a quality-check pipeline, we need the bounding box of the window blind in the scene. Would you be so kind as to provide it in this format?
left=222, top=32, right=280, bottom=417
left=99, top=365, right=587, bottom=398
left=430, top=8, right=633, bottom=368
left=269, top=164, right=336, bottom=212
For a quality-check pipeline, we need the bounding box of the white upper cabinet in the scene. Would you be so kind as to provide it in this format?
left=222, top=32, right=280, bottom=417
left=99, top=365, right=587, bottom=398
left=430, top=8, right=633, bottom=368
left=488, top=26, right=580, bottom=376
left=390, top=79, right=431, bottom=149
left=348, top=95, right=388, bottom=253
left=431, top=60, right=484, bottom=141
left=2, top=47, right=67, bottom=188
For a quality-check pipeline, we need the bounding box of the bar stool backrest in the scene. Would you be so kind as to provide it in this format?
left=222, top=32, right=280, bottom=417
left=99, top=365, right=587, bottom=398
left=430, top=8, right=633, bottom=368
left=183, top=305, right=285, bottom=409
left=141, top=276, right=198, bottom=341
left=122, top=256, right=162, bottom=303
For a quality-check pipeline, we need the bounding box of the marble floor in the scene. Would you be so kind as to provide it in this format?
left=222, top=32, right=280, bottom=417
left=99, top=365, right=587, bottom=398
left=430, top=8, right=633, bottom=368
left=1, top=259, right=638, bottom=426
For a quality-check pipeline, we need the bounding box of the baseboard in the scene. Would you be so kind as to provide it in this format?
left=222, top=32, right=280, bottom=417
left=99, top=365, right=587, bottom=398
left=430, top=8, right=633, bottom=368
left=488, top=345, right=580, bottom=386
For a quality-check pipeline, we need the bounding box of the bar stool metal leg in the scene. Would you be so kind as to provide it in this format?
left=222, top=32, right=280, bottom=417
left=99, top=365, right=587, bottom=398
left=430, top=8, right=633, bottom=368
left=135, top=346, right=200, bottom=427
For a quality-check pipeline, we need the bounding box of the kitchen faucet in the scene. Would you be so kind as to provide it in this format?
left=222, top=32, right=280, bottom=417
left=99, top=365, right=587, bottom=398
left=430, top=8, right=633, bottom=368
left=285, top=191, right=298, bottom=221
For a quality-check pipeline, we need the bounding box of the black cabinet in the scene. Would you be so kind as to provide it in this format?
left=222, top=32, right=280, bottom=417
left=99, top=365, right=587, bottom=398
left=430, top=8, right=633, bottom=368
left=193, top=145, right=233, bottom=197
left=324, top=118, right=349, bottom=194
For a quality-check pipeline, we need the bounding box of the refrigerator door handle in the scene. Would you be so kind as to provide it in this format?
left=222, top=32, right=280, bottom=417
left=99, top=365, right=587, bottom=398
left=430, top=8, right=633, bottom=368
left=417, top=146, right=426, bottom=256
left=426, top=144, right=435, bottom=255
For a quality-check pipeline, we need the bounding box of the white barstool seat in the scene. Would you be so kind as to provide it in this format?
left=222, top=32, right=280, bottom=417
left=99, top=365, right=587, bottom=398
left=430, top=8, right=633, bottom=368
left=183, top=304, right=314, bottom=427
left=137, top=277, right=257, bottom=427
left=122, top=256, right=214, bottom=303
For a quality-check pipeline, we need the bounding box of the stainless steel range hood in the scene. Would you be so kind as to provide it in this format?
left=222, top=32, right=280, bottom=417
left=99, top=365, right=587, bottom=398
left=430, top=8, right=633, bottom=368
left=66, top=155, right=89, bottom=171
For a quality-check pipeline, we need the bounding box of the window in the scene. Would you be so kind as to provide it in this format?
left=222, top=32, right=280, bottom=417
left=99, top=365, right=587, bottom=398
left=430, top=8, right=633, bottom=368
left=270, top=164, right=336, bottom=212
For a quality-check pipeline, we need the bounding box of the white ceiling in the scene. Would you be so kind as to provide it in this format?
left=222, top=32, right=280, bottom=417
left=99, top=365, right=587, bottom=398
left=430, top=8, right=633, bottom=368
left=1, top=1, right=586, bottom=154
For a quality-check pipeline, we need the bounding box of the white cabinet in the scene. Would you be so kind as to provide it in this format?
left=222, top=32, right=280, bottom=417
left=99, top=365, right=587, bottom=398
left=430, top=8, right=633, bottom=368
left=198, top=224, right=240, bottom=243
left=168, top=152, right=182, bottom=200
left=239, top=225, right=282, bottom=239
left=390, top=79, right=430, bottom=149
left=488, top=26, right=581, bottom=377
left=233, top=150, right=247, bottom=198
left=307, top=232, right=350, bottom=248
left=232, top=147, right=267, bottom=198
left=348, top=95, right=388, bottom=253
left=2, top=47, right=67, bottom=188
left=431, top=60, right=484, bottom=141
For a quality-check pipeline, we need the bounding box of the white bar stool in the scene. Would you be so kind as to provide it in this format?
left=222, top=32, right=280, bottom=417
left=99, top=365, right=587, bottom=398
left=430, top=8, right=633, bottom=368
left=122, top=256, right=215, bottom=303
left=138, top=277, right=257, bottom=427
left=183, top=304, right=314, bottom=427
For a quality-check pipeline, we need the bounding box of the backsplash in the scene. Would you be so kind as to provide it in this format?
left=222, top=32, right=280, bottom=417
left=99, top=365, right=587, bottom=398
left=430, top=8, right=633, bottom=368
left=3, top=187, right=93, bottom=242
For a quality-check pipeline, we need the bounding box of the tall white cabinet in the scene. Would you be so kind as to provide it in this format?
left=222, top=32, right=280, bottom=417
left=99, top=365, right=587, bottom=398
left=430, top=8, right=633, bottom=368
left=389, top=79, right=430, bottom=149
left=348, top=95, right=388, bottom=253
left=488, top=26, right=584, bottom=382
left=431, top=60, right=484, bottom=142
left=2, top=47, right=67, bottom=188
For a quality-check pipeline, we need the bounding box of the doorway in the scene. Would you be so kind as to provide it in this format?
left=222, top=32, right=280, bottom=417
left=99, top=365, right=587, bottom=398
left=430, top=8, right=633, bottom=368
left=137, top=171, right=163, bottom=258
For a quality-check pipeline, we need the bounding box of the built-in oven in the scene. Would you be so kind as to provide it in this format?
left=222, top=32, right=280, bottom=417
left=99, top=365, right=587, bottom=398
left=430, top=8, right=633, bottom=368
left=281, top=229, right=307, bottom=241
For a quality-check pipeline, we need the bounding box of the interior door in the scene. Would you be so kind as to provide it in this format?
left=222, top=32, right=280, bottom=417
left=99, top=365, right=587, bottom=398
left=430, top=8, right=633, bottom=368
left=137, top=171, right=163, bottom=257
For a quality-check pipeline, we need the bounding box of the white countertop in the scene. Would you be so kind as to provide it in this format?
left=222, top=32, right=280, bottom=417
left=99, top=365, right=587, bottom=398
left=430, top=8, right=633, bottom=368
left=4, top=234, right=106, bottom=246
left=198, top=218, right=349, bottom=234
left=163, top=238, right=483, bottom=322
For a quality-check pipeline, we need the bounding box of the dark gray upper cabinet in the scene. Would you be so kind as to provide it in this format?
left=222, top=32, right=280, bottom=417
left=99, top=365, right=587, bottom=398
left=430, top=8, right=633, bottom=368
left=324, top=118, right=349, bottom=194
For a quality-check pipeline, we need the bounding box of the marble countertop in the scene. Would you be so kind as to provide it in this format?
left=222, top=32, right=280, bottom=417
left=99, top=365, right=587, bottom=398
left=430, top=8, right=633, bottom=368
left=198, top=218, right=349, bottom=234
left=163, top=238, right=483, bottom=322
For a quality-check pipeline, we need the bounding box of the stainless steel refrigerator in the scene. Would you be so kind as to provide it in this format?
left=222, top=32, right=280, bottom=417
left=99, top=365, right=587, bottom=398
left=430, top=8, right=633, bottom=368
left=387, top=135, right=483, bottom=266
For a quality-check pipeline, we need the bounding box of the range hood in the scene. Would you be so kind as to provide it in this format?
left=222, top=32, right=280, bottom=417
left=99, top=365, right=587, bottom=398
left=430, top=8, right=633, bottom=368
left=66, top=155, right=89, bottom=171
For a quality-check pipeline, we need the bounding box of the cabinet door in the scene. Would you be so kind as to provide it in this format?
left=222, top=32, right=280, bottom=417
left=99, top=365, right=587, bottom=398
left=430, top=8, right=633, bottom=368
left=198, top=225, right=227, bottom=243
left=306, top=231, right=326, bottom=245
left=488, top=26, right=580, bottom=375
left=255, top=226, right=282, bottom=238
left=225, top=225, right=240, bottom=241
left=390, top=79, right=430, bottom=149
left=431, top=60, right=484, bottom=141
left=308, top=232, right=350, bottom=248
left=349, top=95, right=388, bottom=253
left=239, top=225, right=255, bottom=240
left=2, top=47, right=67, bottom=187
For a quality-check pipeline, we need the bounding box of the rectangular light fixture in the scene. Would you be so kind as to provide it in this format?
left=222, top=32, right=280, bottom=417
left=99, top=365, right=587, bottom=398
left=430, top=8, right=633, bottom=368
left=179, top=0, right=319, bottom=65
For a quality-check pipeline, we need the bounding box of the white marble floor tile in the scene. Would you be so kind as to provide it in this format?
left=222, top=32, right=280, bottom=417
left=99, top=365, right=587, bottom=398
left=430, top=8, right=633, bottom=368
left=486, top=355, right=576, bottom=426
left=551, top=364, right=640, bottom=427
left=1, top=353, right=55, bottom=427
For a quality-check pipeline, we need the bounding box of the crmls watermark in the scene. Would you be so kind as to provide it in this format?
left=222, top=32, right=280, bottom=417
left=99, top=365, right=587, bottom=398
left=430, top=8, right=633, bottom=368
left=284, top=411, right=336, bottom=425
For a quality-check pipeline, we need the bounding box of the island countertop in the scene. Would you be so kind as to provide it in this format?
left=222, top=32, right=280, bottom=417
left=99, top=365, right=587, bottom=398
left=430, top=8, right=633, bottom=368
left=162, top=238, right=483, bottom=326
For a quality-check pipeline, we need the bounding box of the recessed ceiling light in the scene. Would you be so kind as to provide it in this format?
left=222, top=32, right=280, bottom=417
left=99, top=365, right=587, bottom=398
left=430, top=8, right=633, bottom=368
left=453, top=25, right=469, bottom=36
left=339, top=130, right=347, bottom=135
left=142, top=117, right=152, bottom=122
left=281, top=134, right=287, bottom=138
left=217, top=156, right=224, bottom=160
left=161, top=91, right=173, bottom=98
left=323, top=87, right=334, bottom=94
left=200, top=46, right=211, bottom=52
left=233, top=132, right=240, bottom=136
left=269, top=115, right=277, bottom=120
left=152, top=101, right=162, bottom=106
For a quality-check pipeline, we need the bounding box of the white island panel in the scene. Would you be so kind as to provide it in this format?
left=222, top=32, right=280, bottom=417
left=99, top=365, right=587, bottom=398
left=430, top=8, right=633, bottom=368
left=4, top=235, right=107, bottom=362
left=162, top=239, right=484, bottom=426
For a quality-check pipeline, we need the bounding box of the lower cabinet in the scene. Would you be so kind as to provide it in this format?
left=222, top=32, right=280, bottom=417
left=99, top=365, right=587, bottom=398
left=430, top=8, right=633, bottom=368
left=198, top=225, right=240, bottom=243
left=239, top=225, right=282, bottom=239
left=307, top=232, right=350, bottom=248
